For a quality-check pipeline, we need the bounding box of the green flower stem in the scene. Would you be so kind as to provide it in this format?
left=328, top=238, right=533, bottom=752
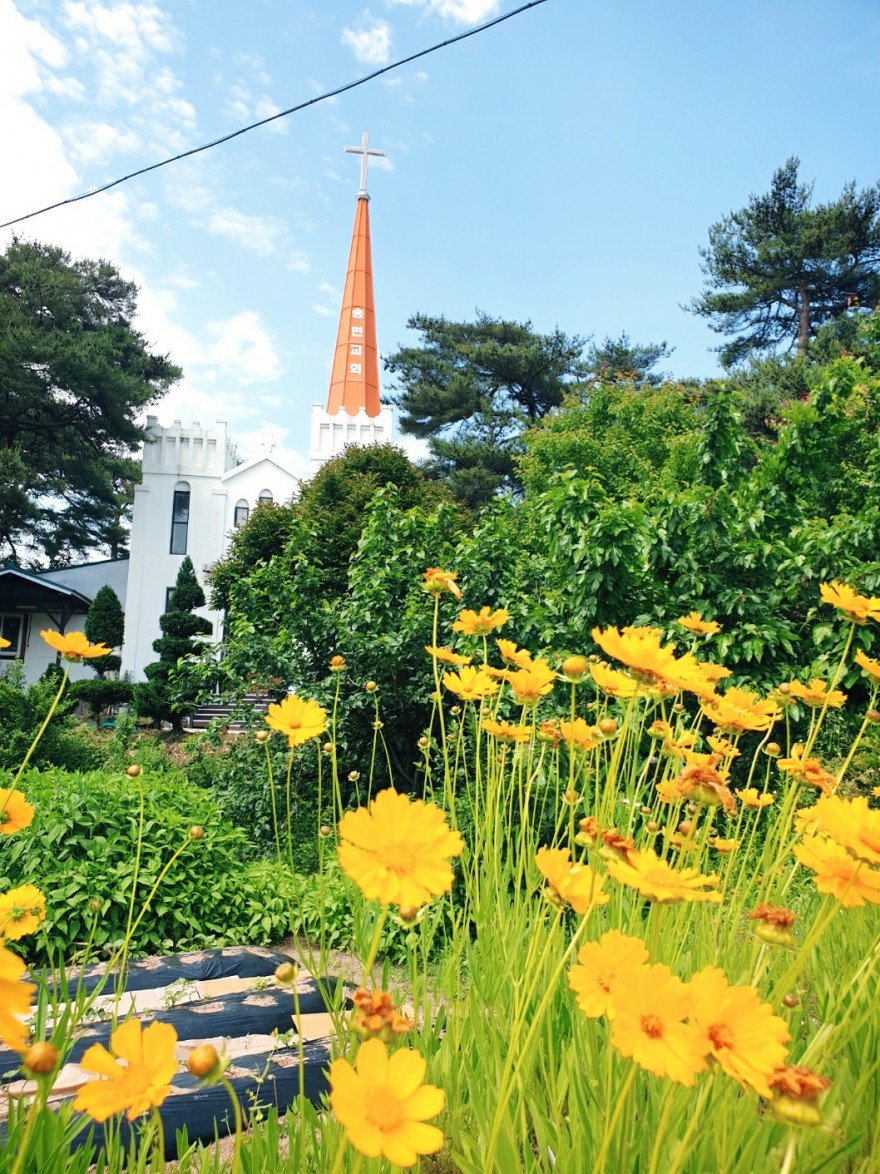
left=803, top=621, right=856, bottom=758
left=220, top=1073, right=244, bottom=1174
left=360, top=905, right=388, bottom=986
left=594, top=1064, right=637, bottom=1173
left=11, top=660, right=71, bottom=787
left=835, top=683, right=878, bottom=784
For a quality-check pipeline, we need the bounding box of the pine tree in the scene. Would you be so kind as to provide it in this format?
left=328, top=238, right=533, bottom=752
left=83, top=585, right=125, bottom=677
left=134, top=557, right=212, bottom=730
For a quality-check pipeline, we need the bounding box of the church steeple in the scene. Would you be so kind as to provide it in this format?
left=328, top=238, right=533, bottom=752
left=325, top=133, right=385, bottom=418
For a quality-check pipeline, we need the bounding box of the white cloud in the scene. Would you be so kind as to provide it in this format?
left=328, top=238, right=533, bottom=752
left=204, top=207, right=282, bottom=256
left=341, top=21, right=392, bottom=66
left=206, top=311, right=282, bottom=384
left=388, top=0, right=499, bottom=22
left=312, top=303, right=334, bottom=317
left=316, top=279, right=338, bottom=296
left=286, top=252, right=310, bottom=272
left=63, top=119, right=141, bottom=166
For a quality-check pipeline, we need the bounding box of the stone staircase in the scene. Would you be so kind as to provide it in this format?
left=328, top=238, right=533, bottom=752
left=183, top=694, right=271, bottom=734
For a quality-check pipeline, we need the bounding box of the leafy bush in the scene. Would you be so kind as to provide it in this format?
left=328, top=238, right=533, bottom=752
left=0, top=665, right=102, bottom=772
left=1, top=768, right=291, bottom=964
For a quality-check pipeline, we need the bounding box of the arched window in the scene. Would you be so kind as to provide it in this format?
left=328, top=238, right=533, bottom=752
left=258, top=489, right=274, bottom=504
left=170, top=481, right=190, bottom=554
left=234, top=499, right=250, bottom=527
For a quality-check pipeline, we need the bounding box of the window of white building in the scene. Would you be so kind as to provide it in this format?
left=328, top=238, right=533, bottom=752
left=170, top=483, right=191, bottom=554
left=258, top=489, right=273, bottom=504
left=234, top=500, right=250, bottom=527
left=0, top=615, right=24, bottom=657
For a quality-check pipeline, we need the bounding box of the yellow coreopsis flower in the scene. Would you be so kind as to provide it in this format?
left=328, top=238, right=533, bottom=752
left=559, top=718, right=598, bottom=751
left=422, top=568, right=461, bottom=598
left=73, top=1019, right=178, bottom=1122
left=605, top=847, right=722, bottom=904
left=567, top=930, right=649, bottom=1020
left=706, top=736, right=740, bottom=760
left=535, top=846, right=608, bottom=915
left=329, top=1038, right=445, bottom=1167
left=700, top=687, right=780, bottom=734
left=610, top=963, right=708, bottom=1086
left=424, top=645, right=472, bottom=666
left=777, top=747, right=836, bottom=795
left=0, top=942, right=36, bottom=1051
left=506, top=659, right=557, bottom=704
left=0, top=884, right=46, bottom=940
left=441, top=665, right=499, bottom=702
left=40, top=630, right=111, bottom=661
left=735, top=787, right=774, bottom=809
left=809, top=794, right=880, bottom=866
left=820, top=580, right=880, bottom=625
left=263, top=694, right=328, bottom=747
left=688, top=966, right=790, bottom=1096
left=0, top=788, right=35, bottom=835
left=793, top=835, right=880, bottom=907
left=451, top=606, right=510, bottom=636
left=589, top=661, right=640, bottom=698
left=338, top=790, right=464, bottom=908
left=788, top=678, right=847, bottom=709
left=495, top=638, right=534, bottom=669
left=854, top=649, right=880, bottom=682
left=481, top=718, right=531, bottom=744
left=677, top=611, right=722, bottom=636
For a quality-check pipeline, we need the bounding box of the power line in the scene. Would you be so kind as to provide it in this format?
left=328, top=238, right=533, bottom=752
left=1, top=0, right=549, bottom=231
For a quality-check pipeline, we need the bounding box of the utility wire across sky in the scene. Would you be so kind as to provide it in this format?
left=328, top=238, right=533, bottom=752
left=1, top=0, right=549, bottom=231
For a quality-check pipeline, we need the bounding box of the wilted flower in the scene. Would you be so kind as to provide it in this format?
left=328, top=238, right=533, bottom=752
left=777, top=747, right=837, bottom=795
left=351, top=988, right=414, bottom=1042
left=749, top=903, right=796, bottom=946
left=422, top=568, right=461, bottom=598
left=768, top=1065, right=831, bottom=1127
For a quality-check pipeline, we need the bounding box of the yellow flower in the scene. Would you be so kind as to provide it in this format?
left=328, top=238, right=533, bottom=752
left=422, top=568, right=461, bottom=598
left=263, top=694, right=328, bottom=747
left=854, top=649, right=880, bottom=681
left=0, top=942, right=36, bottom=1051
left=559, top=718, right=598, bottom=751
left=451, top=606, right=510, bottom=636
left=424, top=645, right=472, bottom=666
left=568, top=930, right=649, bottom=1019
left=605, top=847, right=722, bottom=904
left=677, top=612, right=721, bottom=636
left=735, top=787, right=774, bottom=809
left=39, top=629, right=111, bottom=661
left=535, top=846, right=608, bottom=915
left=441, top=666, right=499, bottom=702
left=820, top=580, right=880, bottom=625
left=777, top=747, right=837, bottom=795
left=689, top=966, right=790, bottom=1096
left=809, top=794, right=880, bottom=866
left=495, top=638, right=534, bottom=668
left=329, top=1038, right=444, bottom=1167
left=338, top=790, right=463, bottom=908
left=698, top=661, right=733, bottom=685
left=481, top=718, right=531, bottom=743
left=700, top=687, right=780, bottom=734
left=0, top=884, right=46, bottom=940
left=589, top=662, right=640, bottom=699
left=0, top=789, right=35, bottom=835
left=591, top=625, right=704, bottom=695
left=73, top=1019, right=178, bottom=1122
left=656, top=777, right=690, bottom=804
left=610, top=963, right=708, bottom=1086
left=506, top=659, right=557, bottom=704
left=710, top=837, right=741, bottom=853
left=706, top=736, right=740, bottom=759
left=793, top=835, right=880, bottom=907
left=788, top=678, right=847, bottom=709
left=675, top=762, right=736, bottom=814
left=0, top=637, right=9, bottom=649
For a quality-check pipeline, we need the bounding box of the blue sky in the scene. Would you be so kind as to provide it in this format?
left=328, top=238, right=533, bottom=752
left=2, top=0, right=880, bottom=475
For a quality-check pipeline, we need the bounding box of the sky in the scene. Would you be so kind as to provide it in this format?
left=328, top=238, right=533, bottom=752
left=3, top=0, right=880, bottom=476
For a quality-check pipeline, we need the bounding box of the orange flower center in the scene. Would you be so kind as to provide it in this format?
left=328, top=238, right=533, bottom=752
left=640, top=1014, right=664, bottom=1039
left=708, top=1022, right=734, bottom=1050
left=365, top=1087, right=403, bottom=1131
left=376, top=846, right=417, bottom=876
left=596, top=968, right=613, bottom=993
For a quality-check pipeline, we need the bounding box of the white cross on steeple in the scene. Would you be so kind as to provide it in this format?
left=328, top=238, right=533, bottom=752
left=345, top=132, right=386, bottom=197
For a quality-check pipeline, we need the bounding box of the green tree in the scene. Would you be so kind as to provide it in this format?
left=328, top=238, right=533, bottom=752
left=689, top=158, right=880, bottom=366
left=135, top=557, right=212, bottom=729
left=385, top=312, right=586, bottom=506
left=83, top=584, right=125, bottom=676
left=583, top=332, right=674, bottom=386
left=0, top=238, right=181, bottom=565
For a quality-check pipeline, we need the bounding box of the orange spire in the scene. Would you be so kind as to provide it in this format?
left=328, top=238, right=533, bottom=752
left=326, top=190, right=381, bottom=418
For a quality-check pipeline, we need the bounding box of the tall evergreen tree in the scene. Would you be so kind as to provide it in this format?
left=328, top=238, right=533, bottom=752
left=83, top=585, right=125, bottom=677
left=135, top=558, right=212, bottom=730
left=689, top=158, right=880, bottom=366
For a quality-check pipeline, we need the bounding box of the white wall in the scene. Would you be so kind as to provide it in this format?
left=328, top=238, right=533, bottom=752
left=309, top=403, right=394, bottom=475
left=1, top=609, right=98, bottom=686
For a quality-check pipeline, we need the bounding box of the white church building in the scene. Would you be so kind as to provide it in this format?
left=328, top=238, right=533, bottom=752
left=0, top=136, right=394, bottom=685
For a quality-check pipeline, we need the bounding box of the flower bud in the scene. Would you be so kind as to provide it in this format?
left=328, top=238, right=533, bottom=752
left=329, top=655, right=346, bottom=672
left=677, top=819, right=696, bottom=837
left=348, top=770, right=360, bottom=782
left=417, top=736, right=430, bottom=749
left=187, top=1044, right=222, bottom=1080
left=769, top=1095, right=824, bottom=1128
left=274, top=961, right=298, bottom=984
left=765, top=741, right=781, bottom=757
left=322, top=742, right=333, bottom=753
left=23, top=1042, right=58, bottom=1075
left=126, top=764, right=142, bottom=778
left=319, top=825, right=332, bottom=837
left=782, top=993, right=798, bottom=1008
left=88, top=897, right=103, bottom=914
left=562, top=789, right=580, bottom=805
left=647, top=821, right=659, bottom=832
left=777, top=682, right=792, bottom=696
left=598, top=718, right=617, bottom=736
left=450, top=705, right=461, bottom=716
left=189, top=825, right=204, bottom=840
left=255, top=730, right=269, bottom=743
left=867, top=708, right=880, bottom=724
left=671, top=702, right=685, bottom=713
left=561, top=655, right=588, bottom=682
left=399, top=905, right=419, bottom=923
left=365, top=681, right=378, bottom=693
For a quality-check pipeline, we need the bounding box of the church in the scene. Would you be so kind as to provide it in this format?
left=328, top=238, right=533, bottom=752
left=0, top=136, right=394, bottom=685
